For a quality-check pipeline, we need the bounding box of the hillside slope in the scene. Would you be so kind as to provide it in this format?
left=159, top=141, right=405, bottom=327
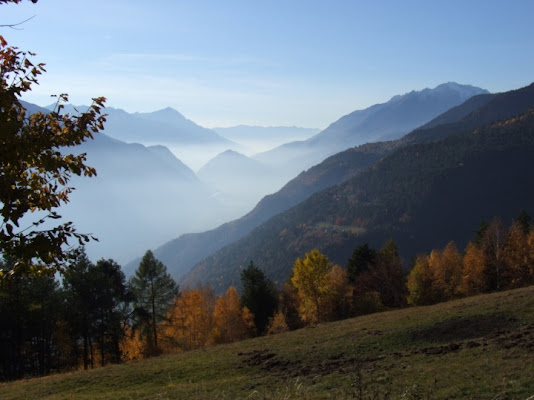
left=146, top=83, right=534, bottom=282
left=183, top=102, right=534, bottom=290
left=2, top=286, right=533, bottom=399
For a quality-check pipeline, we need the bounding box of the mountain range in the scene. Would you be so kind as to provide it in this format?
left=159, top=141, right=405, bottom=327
left=130, top=83, right=490, bottom=281
left=177, top=82, right=534, bottom=292
left=59, top=132, right=225, bottom=264
left=213, top=126, right=320, bottom=154
left=253, top=83, right=489, bottom=180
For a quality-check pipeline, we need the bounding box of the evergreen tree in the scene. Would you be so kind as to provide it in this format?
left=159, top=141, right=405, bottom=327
left=63, top=250, right=131, bottom=368
left=515, top=209, right=531, bottom=235
left=91, top=259, right=132, bottom=365
left=130, top=250, right=178, bottom=355
left=346, top=243, right=377, bottom=283
left=62, top=250, right=95, bottom=370
left=240, top=261, right=278, bottom=335
left=355, top=239, right=406, bottom=309
left=0, top=257, right=63, bottom=379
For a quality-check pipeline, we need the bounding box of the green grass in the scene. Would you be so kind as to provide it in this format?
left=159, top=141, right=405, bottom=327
left=2, top=286, right=534, bottom=399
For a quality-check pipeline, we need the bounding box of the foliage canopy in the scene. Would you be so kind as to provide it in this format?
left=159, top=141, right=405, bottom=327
left=0, top=35, right=106, bottom=278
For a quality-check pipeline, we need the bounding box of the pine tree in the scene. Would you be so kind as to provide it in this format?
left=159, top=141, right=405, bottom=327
left=130, top=250, right=178, bottom=356
left=240, top=261, right=278, bottom=335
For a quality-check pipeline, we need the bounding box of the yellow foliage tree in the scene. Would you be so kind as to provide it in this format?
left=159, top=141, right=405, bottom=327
left=459, top=242, right=489, bottom=296
left=163, top=287, right=213, bottom=352
left=406, top=254, right=435, bottom=305
left=266, top=311, right=289, bottom=335
left=291, top=249, right=332, bottom=324
left=120, top=328, right=145, bottom=361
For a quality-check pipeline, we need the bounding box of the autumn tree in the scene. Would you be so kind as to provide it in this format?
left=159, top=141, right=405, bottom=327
left=502, top=220, right=531, bottom=288
left=240, top=261, right=278, bottom=335
left=130, top=250, right=178, bottom=356
left=291, top=249, right=333, bottom=324
left=0, top=34, right=106, bottom=279
left=428, top=241, right=463, bottom=301
left=266, top=311, right=289, bottom=335
left=163, top=286, right=214, bottom=352
left=406, top=254, right=435, bottom=305
left=459, top=242, right=489, bottom=296
left=211, top=286, right=255, bottom=344
left=325, top=264, right=352, bottom=320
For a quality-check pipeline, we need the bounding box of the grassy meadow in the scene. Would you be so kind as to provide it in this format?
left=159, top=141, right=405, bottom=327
left=1, top=286, right=533, bottom=399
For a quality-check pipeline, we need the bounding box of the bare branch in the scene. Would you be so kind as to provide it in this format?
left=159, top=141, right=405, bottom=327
left=0, top=15, right=36, bottom=29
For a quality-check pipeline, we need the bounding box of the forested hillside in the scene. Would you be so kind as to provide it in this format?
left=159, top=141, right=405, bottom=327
left=182, top=103, right=534, bottom=291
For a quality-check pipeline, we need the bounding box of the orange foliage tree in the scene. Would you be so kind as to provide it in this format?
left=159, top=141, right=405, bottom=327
left=162, top=286, right=214, bottom=352
left=211, top=286, right=255, bottom=344
left=459, top=242, right=489, bottom=296
left=428, top=241, right=463, bottom=302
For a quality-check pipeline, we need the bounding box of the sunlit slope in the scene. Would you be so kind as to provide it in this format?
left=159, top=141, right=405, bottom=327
left=2, top=286, right=533, bottom=399
left=184, top=91, right=534, bottom=291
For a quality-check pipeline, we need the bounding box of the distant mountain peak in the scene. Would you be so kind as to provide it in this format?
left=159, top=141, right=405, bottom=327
left=220, top=149, right=243, bottom=157
left=152, top=106, right=185, bottom=116
left=433, top=82, right=489, bottom=98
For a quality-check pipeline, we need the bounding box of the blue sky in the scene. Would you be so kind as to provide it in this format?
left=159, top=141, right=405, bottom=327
left=2, top=0, right=534, bottom=129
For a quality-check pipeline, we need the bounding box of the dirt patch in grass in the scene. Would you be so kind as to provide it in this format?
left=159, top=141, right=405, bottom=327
left=237, top=349, right=385, bottom=379
left=410, top=313, right=519, bottom=343
left=238, top=314, right=534, bottom=381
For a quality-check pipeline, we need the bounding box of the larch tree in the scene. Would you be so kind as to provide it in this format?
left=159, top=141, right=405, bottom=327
left=406, top=254, right=435, bottom=305
left=266, top=311, right=289, bottom=335
left=326, top=264, right=351, bottom=321
left=502, top=221, right=531, bottom=288
left=291, top=249, right=332, bottom=324
left=459, top=242, right=489, bottom=296
left=211, top=286, right=255, bottom=344
left=429, top=241, right=463, bottom=301
left=129, top=250, right=178, bottom=356
left=163, top=287, right=213, bottom=352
